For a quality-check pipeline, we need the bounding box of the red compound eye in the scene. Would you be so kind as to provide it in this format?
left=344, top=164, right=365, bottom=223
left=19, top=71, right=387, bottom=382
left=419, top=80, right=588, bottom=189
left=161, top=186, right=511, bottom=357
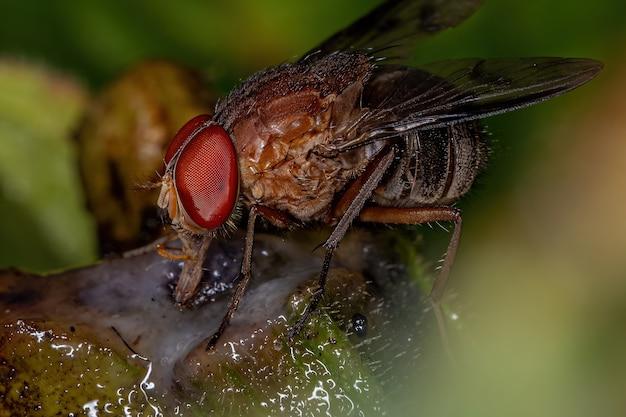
left=173, top=123, right=239, bottom=230
left=164, top=114, right=212, bottom=165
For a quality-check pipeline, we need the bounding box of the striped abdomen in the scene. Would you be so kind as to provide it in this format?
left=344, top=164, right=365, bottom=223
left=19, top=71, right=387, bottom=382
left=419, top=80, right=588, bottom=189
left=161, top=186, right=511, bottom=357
left=372, top=122, right=488, bottom=207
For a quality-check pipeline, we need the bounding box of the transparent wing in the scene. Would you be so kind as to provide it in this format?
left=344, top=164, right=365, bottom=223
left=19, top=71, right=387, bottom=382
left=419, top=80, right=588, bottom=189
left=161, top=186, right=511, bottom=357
left=333, top=57, right=602, bottom=151
left=301, top=0, right=482, bottom=61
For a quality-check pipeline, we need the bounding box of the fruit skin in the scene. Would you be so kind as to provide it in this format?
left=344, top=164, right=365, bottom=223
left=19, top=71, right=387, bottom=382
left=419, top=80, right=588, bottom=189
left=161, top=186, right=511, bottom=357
left=0, top=228, right=426, bottom=416
left=0, top=320, right=150, bottom=417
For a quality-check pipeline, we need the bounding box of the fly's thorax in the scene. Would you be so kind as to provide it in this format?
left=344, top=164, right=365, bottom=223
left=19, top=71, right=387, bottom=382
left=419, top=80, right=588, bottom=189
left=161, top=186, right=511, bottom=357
left=373, top=122, right=488, bottom=207
left=211, top=51, right=375, bottom=222
left=227, top=98, right=372, bottom=221
left=232, top=97, right=362, bottom=222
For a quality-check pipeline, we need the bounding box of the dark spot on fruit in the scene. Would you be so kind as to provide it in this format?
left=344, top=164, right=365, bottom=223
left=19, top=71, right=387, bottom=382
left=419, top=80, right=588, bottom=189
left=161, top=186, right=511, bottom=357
left=351, top=313, right=367, bottom=337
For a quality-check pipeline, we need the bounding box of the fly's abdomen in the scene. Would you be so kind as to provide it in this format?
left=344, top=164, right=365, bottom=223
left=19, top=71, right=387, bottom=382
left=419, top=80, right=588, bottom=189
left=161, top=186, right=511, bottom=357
left=373, top=121, right=488, bottom=207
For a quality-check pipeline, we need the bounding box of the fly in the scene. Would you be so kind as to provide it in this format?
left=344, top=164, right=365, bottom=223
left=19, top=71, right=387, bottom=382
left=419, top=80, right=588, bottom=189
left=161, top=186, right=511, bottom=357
left=155, top=0, right=602, bottom=349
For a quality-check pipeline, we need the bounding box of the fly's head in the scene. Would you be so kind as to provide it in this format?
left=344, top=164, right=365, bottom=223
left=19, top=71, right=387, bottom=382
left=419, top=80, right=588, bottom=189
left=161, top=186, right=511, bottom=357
left=158, top=115, right=240, bottom=236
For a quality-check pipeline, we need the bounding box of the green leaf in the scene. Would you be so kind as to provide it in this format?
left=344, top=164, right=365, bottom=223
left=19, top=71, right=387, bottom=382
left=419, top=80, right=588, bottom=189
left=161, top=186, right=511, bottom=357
left=0, top=60, right=97, bottom=272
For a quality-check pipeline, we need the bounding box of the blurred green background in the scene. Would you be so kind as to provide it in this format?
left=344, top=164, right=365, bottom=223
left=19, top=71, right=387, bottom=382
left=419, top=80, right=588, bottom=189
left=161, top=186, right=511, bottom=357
left=1, top=0, right=625, bottom=416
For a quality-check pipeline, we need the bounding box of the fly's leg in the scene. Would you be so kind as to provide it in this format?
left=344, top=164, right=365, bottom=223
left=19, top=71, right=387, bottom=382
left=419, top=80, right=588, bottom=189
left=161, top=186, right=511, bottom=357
left=287, top=248, right=334, bottom=341
left=134, top=229, right=212, bottom=304
left=122, top=232, right=178, bottom=259
left=127, top=229, right=214, bottom=305
left=359, top=206, right=462, bottom=357
left=206, top=206, right=258, bottom=350
left=205, top=205, right=297, bottom=350
left=287, top=147, right=396, bottom=340
left=156, top=243, right=192, bottom=261
left=256, top=205, right=299, bottom=229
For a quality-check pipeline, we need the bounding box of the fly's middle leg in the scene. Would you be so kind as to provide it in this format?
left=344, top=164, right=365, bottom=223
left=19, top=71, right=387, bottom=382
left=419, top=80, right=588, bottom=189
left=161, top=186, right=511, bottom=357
left=288, top=147, right=396, bottom=340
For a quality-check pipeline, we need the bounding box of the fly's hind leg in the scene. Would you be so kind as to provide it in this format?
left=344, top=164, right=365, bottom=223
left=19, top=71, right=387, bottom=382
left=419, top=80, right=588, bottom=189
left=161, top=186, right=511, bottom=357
left=359, top=206, right=462, bottom=357
left=287, top=147, right=396, bottom=340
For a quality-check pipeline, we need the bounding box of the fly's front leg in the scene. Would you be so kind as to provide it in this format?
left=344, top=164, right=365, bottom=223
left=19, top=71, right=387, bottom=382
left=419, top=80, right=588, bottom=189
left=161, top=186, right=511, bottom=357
left=359, top=206, right=462, bottom=357
left=122, top=232, right=178, bottom=259
left=288, top=147, right=396, bottom=340
left=139, top=227, right=211, bottom=305
left=156, top=243, right=192, bottom=261
left=206, top=206, right=258, bottom=350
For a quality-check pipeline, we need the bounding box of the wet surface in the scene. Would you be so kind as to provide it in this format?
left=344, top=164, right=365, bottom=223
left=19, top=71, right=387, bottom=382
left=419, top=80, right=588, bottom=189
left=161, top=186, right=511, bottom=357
left=0, top=229, right=427, bottom=416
